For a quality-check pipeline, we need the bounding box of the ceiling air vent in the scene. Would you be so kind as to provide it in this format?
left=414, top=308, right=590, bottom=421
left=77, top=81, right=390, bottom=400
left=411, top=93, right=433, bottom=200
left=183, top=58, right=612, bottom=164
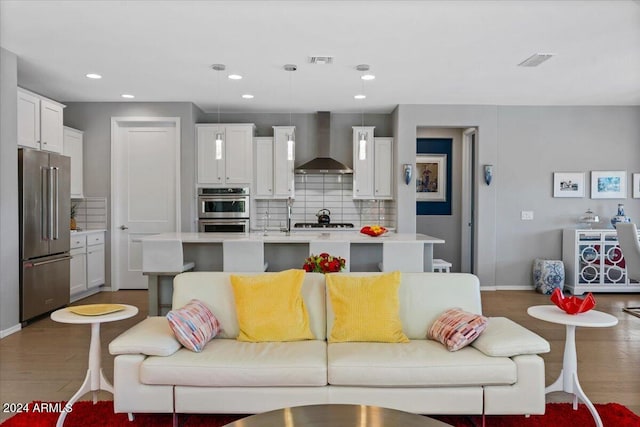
left=308, top=56, right=334, bottom=65
left=518, top=53, right=555, bottom=67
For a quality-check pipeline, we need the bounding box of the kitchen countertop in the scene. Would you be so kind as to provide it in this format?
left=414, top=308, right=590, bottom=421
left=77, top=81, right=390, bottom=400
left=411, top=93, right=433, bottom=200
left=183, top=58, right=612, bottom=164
left=142, top=231, right=445, bottom=244
left=70, top=229, right=107, bottom=235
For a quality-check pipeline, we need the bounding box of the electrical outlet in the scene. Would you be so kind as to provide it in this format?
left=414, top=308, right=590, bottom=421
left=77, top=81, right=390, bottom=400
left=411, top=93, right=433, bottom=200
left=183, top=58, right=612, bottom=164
left=521, top=210, right=534, bottom=221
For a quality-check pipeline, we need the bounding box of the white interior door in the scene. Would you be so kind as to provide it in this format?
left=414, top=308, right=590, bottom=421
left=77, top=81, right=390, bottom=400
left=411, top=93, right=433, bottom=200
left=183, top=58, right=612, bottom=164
left=112, top=118, right=180, bottom=290
left=461, top=128, right=476, bottom=273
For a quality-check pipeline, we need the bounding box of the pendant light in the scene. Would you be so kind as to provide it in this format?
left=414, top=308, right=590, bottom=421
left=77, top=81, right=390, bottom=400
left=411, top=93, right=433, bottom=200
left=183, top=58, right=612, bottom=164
left=212, top=64, right=226, bottom=160
left=356, top=64, right=369, bottom=161
left=284, top=64, right=297, bottom=161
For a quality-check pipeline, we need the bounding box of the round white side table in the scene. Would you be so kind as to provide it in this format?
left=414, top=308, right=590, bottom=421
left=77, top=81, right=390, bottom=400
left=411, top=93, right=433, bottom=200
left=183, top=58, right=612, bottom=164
left=527, top=305, right=618, bottom=427
left=50, top=304, right=138, bottom=427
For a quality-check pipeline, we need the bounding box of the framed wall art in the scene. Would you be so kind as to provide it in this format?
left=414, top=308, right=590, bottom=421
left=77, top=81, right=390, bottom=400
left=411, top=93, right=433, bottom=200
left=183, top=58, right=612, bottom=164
left=416, top=154, right=447, bottom=201
left=553, top=172, right=585, bottom=198
left=633, top=173, right=640, bottom=198
left=591, top=170, right=627, bottom=199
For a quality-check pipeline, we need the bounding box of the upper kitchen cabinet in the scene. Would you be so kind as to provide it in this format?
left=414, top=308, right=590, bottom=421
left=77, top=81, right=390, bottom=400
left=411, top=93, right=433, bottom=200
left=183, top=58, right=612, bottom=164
left=197, top=124, right=255, bottom=186
left=63, top=126, right=84, bottom=198
left=352, top=127, right=393, bottom=200
left=17, top=88, right=65, bottom=154
left=254, top=126, right=295, bottom=199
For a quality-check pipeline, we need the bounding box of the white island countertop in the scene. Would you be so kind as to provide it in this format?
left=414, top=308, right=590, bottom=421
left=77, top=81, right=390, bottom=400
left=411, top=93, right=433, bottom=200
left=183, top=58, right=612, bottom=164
left=142, top=231, right=445, bottom=244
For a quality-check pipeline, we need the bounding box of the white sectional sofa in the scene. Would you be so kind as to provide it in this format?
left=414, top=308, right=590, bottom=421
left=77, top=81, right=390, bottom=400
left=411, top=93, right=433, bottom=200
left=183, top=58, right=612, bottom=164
left=109, top=272, right=550, bottom=417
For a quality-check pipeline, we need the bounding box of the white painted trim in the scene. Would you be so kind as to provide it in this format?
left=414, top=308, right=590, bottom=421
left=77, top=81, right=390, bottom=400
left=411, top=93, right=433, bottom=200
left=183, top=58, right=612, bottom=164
left=110, top=117, right=181, bottom=291
left=461, top=128, right=476, bottom=273
left=0, top=323, right=22, bottom=338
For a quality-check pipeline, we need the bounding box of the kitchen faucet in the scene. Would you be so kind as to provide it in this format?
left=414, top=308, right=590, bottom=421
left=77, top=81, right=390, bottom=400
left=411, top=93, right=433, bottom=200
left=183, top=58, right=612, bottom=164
left=281, top=197, right=293, bottom=234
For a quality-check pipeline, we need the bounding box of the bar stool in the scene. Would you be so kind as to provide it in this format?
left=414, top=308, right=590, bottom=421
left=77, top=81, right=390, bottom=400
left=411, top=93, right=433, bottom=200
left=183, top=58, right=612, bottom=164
left=223, top=240, right=269, bottom=272
left=378, top=241, right=424, bottom=272
left=142, top=239, right=195, bottom=316
left=432, top=258, right=452, bottom=273
left=309, top=240, right=350, bottom=272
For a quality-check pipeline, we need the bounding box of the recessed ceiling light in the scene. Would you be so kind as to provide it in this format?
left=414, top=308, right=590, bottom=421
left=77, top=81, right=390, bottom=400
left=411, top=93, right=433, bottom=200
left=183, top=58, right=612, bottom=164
left=85, top=73, right=102, bottom=79
left=518, top=53, right=555, bottom=67
left=361, top=74, right=375, bottom=81
left=354, top=94, right=366, bottom=100
left=121, top=94, right=135, bottom=99
left=228, top=74, right=242, bottom=80
left=241, top=94, right=254, bottom=99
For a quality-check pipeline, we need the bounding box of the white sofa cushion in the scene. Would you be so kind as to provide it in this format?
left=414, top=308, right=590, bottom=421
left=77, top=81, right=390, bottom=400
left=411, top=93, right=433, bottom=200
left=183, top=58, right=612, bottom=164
left=140, top=339, right=327, bottom=387
left=471, top=317, right=551, bottom=357
left=109, top=317, right=181, bottom=357
left=173, top=272, right=327, bottom=340
left=328, top=340, right=516, bottom=387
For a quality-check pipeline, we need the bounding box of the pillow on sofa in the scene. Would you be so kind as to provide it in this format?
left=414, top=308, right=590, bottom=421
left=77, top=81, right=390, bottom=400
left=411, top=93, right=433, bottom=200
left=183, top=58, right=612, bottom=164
left=326, top=271, right=409, bottom=343
left=166, top=299, right=221, bottom=352
left=428, top=308, right=488, bottom=351
left=230, top=269, right=314, bottom=342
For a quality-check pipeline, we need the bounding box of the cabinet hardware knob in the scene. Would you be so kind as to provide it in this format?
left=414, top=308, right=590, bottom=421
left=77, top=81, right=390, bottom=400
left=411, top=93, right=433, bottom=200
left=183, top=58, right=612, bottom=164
left=120, top=225, right=128, bottom=230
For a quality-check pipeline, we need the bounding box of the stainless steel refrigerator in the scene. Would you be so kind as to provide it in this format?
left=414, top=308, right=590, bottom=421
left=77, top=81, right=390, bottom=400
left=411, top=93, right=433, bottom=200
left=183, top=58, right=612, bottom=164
left=19, top=148, right=71, bottom=323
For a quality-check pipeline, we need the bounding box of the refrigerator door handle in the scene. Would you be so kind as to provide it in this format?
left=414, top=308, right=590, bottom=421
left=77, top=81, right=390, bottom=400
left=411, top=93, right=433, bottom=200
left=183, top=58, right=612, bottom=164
left=41, top=166, right=49, bottom=241
left=26, top=255, right=72, bottom=268
left=52, top=167, right=59, bottom=240
left=48, top=167, right=55, bottom=240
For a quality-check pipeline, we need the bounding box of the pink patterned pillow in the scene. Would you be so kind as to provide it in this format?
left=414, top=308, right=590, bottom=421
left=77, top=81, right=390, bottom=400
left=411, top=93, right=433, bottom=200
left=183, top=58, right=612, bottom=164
left=166, top=299, right=220, bottom=352
left=428, top=308, right=488, bottom=351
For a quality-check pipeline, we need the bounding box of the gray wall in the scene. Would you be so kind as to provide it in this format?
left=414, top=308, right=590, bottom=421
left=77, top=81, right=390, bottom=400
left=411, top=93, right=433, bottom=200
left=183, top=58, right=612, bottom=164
left=63, top=102, right=198, bottom=287
left=494, top=106, right=640, bottom=286
left=393, top=104, right=640, bottom=287
left=394, top=105, right=500, bottom=286
left=0, top=48, right=19, bottom=335
left=415, top=128, right=463, bottom=272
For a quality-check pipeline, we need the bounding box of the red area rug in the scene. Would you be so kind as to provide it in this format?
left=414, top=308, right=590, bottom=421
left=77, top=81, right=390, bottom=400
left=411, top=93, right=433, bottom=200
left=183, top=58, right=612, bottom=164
left=1, top=401, right=638, bottom=427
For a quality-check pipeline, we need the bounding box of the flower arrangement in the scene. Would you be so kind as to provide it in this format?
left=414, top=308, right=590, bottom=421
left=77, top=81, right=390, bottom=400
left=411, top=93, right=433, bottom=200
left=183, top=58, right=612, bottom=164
left=303, top=253, right=346, bottom=273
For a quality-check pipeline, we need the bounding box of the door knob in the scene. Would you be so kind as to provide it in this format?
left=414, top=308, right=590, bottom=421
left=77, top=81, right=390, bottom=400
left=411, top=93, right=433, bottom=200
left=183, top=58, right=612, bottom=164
left=120, top=225, right=129, bottom=230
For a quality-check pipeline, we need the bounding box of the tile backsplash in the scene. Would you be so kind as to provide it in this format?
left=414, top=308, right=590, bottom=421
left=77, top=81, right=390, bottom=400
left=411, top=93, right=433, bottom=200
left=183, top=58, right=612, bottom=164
left=254, top=175, right=395, bottom=229
left=71, top=197, right=108, bottom=230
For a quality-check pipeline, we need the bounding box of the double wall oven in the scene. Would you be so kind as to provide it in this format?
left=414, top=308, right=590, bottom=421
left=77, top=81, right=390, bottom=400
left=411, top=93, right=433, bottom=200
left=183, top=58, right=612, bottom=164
left=198, top=187, right=250, bottom=233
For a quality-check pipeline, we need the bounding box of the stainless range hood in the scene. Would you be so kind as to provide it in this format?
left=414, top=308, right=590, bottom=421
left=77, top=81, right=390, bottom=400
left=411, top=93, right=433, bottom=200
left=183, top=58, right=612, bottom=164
left=294, top=112, right=353, bottom=174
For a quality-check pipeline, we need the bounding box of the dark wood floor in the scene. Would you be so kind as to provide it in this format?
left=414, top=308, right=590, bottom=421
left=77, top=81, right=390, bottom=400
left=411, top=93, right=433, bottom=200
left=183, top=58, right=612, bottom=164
left=1, top=289, right=639, bottom=422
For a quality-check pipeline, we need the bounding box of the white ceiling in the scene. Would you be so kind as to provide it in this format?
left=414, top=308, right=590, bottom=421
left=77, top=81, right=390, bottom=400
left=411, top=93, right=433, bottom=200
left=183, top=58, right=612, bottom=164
left=1, top=0, right=639, bottom=113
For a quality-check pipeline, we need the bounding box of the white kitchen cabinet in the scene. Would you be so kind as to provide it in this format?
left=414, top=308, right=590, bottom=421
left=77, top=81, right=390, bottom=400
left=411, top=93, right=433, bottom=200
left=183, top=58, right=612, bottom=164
left=254, top=127, right=295, bottom=199
left=17, top=88, right=65, bottom=153
left=563, top=228, right=640, bottom=295
left=86, top=232, right=105, bottom=288
left=70, top=231, right=105, bottom=301
left=63, top=126, right=84, bottom=198
left=196, top=124, right=255, bottom=186
left=352, top=127, right=393, bottom=199
left=254, top=137, right=274, bottom=197
left=69, top=235, right=87, bottom=296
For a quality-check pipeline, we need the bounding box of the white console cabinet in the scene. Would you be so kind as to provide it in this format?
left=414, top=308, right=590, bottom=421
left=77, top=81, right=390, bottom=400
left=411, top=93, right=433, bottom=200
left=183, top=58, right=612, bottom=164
left=562, top=228, right=640, bottom=295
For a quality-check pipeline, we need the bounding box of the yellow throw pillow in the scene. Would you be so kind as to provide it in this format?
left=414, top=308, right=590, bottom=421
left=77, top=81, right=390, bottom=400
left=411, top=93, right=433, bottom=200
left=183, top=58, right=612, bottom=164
left=230, top=269, right=314, bottom=342
left=327, top=272, right=409, bottom=343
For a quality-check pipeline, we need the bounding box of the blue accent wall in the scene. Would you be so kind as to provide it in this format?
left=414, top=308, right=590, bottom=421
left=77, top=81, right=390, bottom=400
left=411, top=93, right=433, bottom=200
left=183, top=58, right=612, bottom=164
left=416, top=138, right=452, bottom=215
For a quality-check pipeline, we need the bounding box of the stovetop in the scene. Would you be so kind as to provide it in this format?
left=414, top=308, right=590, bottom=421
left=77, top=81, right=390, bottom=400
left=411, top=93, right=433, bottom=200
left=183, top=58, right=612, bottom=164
left=294, top=223, right=355, bottom=229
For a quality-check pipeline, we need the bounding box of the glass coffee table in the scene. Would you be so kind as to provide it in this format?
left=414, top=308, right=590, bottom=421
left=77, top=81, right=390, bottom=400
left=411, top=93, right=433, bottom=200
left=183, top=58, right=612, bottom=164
left=222, top=404, right=451, bottom=426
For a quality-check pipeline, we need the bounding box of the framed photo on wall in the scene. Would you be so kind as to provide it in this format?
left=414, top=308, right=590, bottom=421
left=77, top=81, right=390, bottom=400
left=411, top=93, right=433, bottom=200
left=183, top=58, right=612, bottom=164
left=591, top=171, right=627, bottom=199
left=633, top=173, right=640, bottom=198
left=553, top=172, right=585, bottom=198
left=416, top=154, right=447, bottom=201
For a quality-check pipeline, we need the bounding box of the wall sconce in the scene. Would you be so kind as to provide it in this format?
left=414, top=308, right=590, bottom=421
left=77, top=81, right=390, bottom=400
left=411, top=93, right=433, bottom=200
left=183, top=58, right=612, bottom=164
left=484, top=164, right=493, bottom=185
left=403, top=164, right=413, bottom=185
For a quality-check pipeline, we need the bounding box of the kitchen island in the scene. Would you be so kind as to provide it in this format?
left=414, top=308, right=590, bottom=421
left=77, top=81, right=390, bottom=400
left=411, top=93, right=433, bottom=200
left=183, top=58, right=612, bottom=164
left=142, top=231, right=444, bottom=314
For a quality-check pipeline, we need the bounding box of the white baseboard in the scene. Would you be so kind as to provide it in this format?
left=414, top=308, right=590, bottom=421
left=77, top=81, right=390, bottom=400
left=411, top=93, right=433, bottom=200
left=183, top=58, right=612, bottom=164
left=0, top=323, right=22, bottom=339
left=482, top=285, right=536, bottom=291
